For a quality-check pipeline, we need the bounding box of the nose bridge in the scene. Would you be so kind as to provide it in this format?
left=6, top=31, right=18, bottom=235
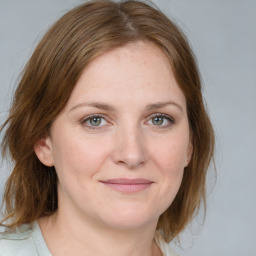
left=112, top=121, right=146, bottom=169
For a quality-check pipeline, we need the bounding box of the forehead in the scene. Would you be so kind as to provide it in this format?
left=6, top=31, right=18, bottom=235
left=65, top=41, right=186, bottom=109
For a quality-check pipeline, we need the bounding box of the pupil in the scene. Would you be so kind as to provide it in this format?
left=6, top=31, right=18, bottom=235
left=153, top=116, right=163, bottom=125
left=90, top=117, right=101, bottom=126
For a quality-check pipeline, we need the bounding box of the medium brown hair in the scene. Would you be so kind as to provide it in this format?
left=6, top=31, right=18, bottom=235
left=0, top=0, right=214, bottom=242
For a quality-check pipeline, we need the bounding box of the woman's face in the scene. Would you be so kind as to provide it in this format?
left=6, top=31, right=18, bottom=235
left=35, top=41, right=192, bottom=230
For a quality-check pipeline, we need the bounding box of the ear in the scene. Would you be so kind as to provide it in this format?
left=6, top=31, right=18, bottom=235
left=185, top=140, right=193, bottom=167
left=34, top=135, right=54, bottom=167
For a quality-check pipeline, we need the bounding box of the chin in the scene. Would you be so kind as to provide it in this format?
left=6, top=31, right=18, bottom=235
left=98, top=207, right=159, bottom=230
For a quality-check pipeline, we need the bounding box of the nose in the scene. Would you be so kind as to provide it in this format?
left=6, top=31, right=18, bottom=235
left=111, top=125, right=146, bottom=169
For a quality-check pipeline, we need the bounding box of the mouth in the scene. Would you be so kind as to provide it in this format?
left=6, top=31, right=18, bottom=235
left=100, top=178, right=154, bottom=193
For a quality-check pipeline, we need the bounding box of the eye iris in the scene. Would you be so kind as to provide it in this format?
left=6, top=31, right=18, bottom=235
left=152, top=116, right=164, bottom=125
left=90, top=117, right=101, bottom=126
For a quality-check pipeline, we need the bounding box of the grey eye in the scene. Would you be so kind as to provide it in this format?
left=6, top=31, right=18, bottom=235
left=88, top=117, right=102, bottom=126
left=152, top=116, right=164, bottom=125
left=82, top=115, right=108, bottom=129
left=147, top=114, right=174, bottom=127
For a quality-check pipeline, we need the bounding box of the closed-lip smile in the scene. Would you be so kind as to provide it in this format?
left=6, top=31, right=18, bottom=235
left=100, top=178, right=154, bottom=193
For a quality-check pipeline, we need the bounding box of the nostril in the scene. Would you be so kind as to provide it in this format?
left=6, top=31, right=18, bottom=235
left=116, top=152, right=145, bottom=169
left=112, top=138, right=146, bottom=169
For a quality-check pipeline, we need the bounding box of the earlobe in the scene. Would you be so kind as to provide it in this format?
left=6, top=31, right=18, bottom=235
left=34, top=135, right=54, bottom=167
left=185, top=142, right=193, bottom=167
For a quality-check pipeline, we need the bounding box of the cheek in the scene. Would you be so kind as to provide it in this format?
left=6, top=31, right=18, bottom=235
left=151, top=135, right=189, bottom=173
left=148, top=133, right=188, bottom=197
left=53, top=137, right=110, bottom=177
left=52, top=135, right=111, bottom=200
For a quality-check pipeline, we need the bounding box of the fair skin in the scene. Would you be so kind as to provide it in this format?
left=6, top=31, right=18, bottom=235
left=35, top=41, right=192, bottom=256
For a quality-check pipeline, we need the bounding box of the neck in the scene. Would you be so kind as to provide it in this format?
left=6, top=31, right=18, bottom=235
left=39, top=210, right=162, bottom=256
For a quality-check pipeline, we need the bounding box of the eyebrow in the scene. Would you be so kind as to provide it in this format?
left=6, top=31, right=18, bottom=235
left=145, top=101, right=183, bottom=112
left=69, top=102, right=115, bottom=112
left=69, top=101, right=183, bottom=113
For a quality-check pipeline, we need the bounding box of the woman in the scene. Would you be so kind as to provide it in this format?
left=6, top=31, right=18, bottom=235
left=0, top=0, right=214, bottom=255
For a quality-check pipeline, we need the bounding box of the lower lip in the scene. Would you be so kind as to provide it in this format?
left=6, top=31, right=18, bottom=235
left=101, top=182, right=152, bottom=193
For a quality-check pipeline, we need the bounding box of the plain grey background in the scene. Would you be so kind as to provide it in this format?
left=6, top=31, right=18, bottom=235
left=0, top=0, right=255, bottom=255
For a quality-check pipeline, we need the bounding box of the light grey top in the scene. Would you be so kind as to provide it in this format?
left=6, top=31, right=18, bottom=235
left=0, top=222, right=178, bottom=256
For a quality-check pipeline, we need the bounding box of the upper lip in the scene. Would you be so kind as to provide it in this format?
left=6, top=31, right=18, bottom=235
left=100, top=178, right=153, bottom=184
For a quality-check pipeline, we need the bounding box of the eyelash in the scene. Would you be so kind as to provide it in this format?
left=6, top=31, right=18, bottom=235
left=80, top=114, right=109, bottom=130
left=80, top=113, right=175, bottom=130
left=146, top=113, right=175, bottom=128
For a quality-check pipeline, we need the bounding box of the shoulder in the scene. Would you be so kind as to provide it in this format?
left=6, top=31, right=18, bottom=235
left=154, top=231, right=179, bottom=256
left=0, top=223, right=38, bottom=256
